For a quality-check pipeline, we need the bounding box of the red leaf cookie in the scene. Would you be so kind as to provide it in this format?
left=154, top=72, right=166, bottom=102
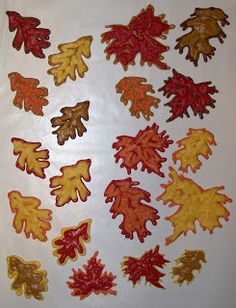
left=159, top=69, right=218, bottom=122
left=6, top=11, right=51, bottom=58
left=101, top=5, right=174, bottom=70
left=67, top=251, right=117, bottom=300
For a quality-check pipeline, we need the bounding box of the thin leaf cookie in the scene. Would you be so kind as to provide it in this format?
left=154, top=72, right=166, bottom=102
left=12, top=137, right=50, bottom=179
left=48, top=36, right=93, bottom=86
left=8, top=191, right=52, bottom=242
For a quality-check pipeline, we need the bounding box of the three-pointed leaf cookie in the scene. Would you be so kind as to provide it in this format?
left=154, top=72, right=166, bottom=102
left=6, top=11, right=51, bottom=58
left=50, top=159, right=91, bottom=207
left=9, top=72, right=48, bottom=116
left=8, top=191, right=52, bottom=242
left=52, top=218, right=91, bottom=265
left=105, top=178, right=159, bottom=242
left=7, top=255, right=48, bottom=300
left=12, top=137, right=50, bottom=179
left=157, top=167, right=232, bottom=245
left=48, top=36, right=93, bottom=86
left=51, top=101, right=90, bottom=145
left=116, top=77, right=160, bottom=120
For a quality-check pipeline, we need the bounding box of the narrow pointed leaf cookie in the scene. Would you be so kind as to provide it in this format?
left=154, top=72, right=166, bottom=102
left=122, top=245, right=169, bottom=289
left=175, top=7, right=229, bottom=66
left=51, top=101, right=90, bottom=145
left=50, top=159, right=91, bottom=207
left=8, top=72, right=48, bottom=116
left=8, top=191, right=52, bottom=242
left=157, top=167, right=232, bottom=245
left=101, top=5, right=174, bottom=70
left=116, top=77, right=160, bottom=120
left=172, top=250, right=206, bottom=285
left=48, top=36, right=93, bottom=86
left=6, top=11, right=50, bottom=58
left=173, top=128, right=216, bottom=173
left=52, top=218, right=91, bottom=265
left=12, top=137, right=50, bottom=179
left=7, top=255, right=48, bottom=300
left=104, top=178, right=159, bottom=243
left=113, top=123, right=173, bottom=177
left=159, top=69, right=218, bottom=121
left=67, top=251, right=117, bottom=299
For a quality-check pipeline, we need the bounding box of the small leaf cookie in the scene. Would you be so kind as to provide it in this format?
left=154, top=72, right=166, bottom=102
left=12, top=137, right=50, bottom=179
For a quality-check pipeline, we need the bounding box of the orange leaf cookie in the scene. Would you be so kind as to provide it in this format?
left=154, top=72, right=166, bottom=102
left=173, top=128, right=216, bottom=173
left=7, top=255, right=48, bottom=300
left=8, top=72, right=48, bottom=116
left=48, top=36, right=93, bottom=86
left=157, top=167, right=232, bottom=245
left=12, top=137, right=50, bottom=179
left=172, top=250, right=206, bottom=285
left=52, top=218, right=91, bottom=266
left=116, top=77, right=160, bottom=120
left=50, top=159, right=91, bottom=207
left=104, top=178, right=159, bottom=242
left=175, top=7, right=229, bottom=66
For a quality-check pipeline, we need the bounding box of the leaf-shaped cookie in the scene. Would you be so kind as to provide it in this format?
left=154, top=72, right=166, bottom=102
left=116, top=77, right=160, bottom=120
left=113, top=123, right=173, bottom=177
left=12, top=137, right=50, bottom=179
left=7, top=255, right=48, bottom=300
left=8, top=191, right=52, bottom=242
left=104, top=178, right=159, bottom=242
left=159, top=69, right=218, bottom=122
left=6, top=11, right=51, bottom=58
left=157, top=167, right=232, bottom=245
left=67, top=251, right=117, bottom=299
left=8, top=72, right=48, bottom=116
left=48, top=36, right=93, bottom=86
left=172, top=250, right=206, bottom=285
left=50, top=159, right=91, bottom=207
left=173, top=128, right=216, bottom=173
left=51, top=101, right=90, bottom=145
left=122, top=245, right=169, bottom=288
left=101, top=5, right=174, bottom=70
left=52, top=218, right=91, bottom=265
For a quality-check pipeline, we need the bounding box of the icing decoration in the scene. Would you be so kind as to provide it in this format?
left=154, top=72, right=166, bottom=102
left=52, top=218, right=91, bottom=266
left=122, top=245, right=169, bottom=288
left=6, top=11, right=50, bottom=58
left=8, top=191, right=52, bottom=242
left=157, top=167, right=232, bottom=245
left=172, top=250, right=206, bottom=285
left=104, top=178, right=159, bottom=243
left=11, top=137, right=50, bottom=179
left=7, top=255, right=48, bottom=300
left=48, top=36, right=93, bottom=86
left=159, top=69, right=218, bottom=122
left=113, top=123, right=173, bottom=177
left=101, top=4, right=174, bottom=70
left=67, top=251, right=117, bottom=299
left=51, top=101, right=90, bottom=145
left=8, top=72, right=48, bottom=116
left=50, top=159, right=91, bottom=207
left=116, top=77, right=160, bottom=120
left=173, top=128, right=216, bottom=173
left=175, top=7, right=229, bottom=66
